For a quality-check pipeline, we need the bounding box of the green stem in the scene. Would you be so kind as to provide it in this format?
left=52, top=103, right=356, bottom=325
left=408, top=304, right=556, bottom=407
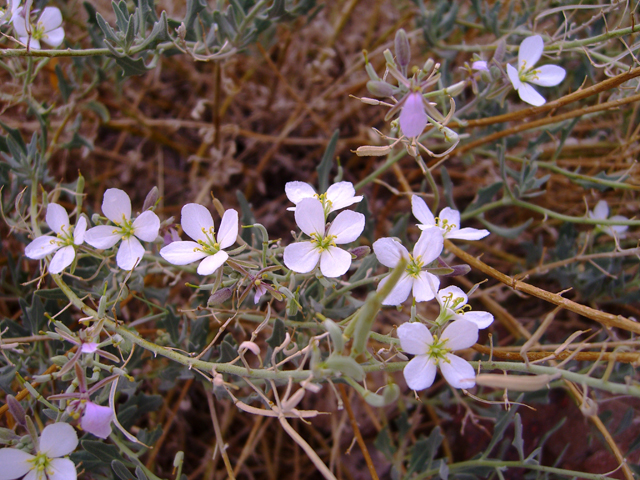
left=354, top=149, right=405, bottom=191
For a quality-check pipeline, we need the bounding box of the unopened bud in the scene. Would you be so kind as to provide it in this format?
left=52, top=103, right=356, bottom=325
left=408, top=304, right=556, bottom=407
left=394, top=29, right=410, bottom=69
left=383, top=49, right=396, bottom=67
left=91, top=213, right=101, bottom=224
left=0, top=427, right=20, bottom=444
left=366, top=80, right=394, bottom=98
left=208, top=287, right=233, bottom=305
left=7, top=396, right=26, bottom=426
left=422, top=58, right=435, bottom=74
left=349, top=246, right=370, bottom=260
left=356, top=145, right=392, bottom=157
left=173, top=451, right=184, bottom=469
left=142, top=186, right=159, bottom=211
left=441, top=127, right=459, bottom=143
left=493, top=38, right=507, bottom=63
left=445, top=81, right=466, bottom=97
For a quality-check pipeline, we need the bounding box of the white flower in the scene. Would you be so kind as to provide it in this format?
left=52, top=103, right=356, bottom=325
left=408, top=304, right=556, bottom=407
left=80, top=401, right=114, bottom=439
left=159, top=203, right=238, bottom=276
left=285, top=181, right=363, bottom=214
left=398, top=320, right=478, bottom=391
left=84, top=188, right=160, bottom=271
left=435, top=286, right=493, bottom=329
left=25, top=203, right=87, bottom=274
left=373, top=228, right=443, bottom=306
left=12, top=6, right=65, bottom=50
left=588, top=200, right=629, bottom=238
left=506, top=35, right=566, bottom=107
left=399, top=92, right=427, bottom=138
left=283, top=197, right=364, bottom=278
left=412, top=195, right=489, bottom=241
left=0, top=0, right=19, bottom=25
left=0, top=422, right=78, bottom=480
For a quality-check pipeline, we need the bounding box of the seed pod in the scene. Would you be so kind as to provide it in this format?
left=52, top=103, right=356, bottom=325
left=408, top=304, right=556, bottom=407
left=394, top=29, right=411, bottom=70
left=324, top=355, right=364, bottom=381
left=366, top=80, right=394, bottom=98
left=356, top=145, right=392, bottom=157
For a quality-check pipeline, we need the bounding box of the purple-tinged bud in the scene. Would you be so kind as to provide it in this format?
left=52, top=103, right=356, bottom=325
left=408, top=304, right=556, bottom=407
left=143, top=186, right=159, bottom=211
left=7, top=395, right=26, bottom=426
left=366, top=80, right=394, bottom=98
left=208, top=287, right=233, bottom=305
left=493, top=38, right=507, bottom=63
left=349, top=246, right=371, bottom=260
left=394, top=29, right=411, bottom=69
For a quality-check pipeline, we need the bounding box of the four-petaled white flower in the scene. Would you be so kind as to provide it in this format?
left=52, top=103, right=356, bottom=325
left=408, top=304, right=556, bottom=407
left=398, top=320, right=478, bottom=391
left=0, top=422, right=78, bottom=480
left=435, top=285, right=494, bottom=329
left=588, top=200, right=629, bottom=239
left=0, top=0, right=19, bottom=25
left=506, top=35, right=566, bottom=107
left=399, top=91, right=427, bottom=138
left=373, top=228, right=443, bottom=306
left=84, top=188, right=160, bottom=271
left=12, top=6, right=65, bottom=50
left=159, top=203, right=238, bottom=276
left=25, top=203, right=87, bottom=274
left=285, top=181, right=363, bottom=215
left=412, top=195, right=490, bottom=241
left=284, top=197, right=364, bottom=278
left=80, top=401, right=115, bottom=439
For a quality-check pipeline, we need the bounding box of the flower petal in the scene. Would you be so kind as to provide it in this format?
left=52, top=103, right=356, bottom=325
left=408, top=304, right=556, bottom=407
left=40, top=422, right=79, bottom=457
left=413, top=228, right=444, bottom=263
left=285, top=181, right=316, bottom=205
left=25, top=236, right=61, bottom=259
left=608, top=215, right=629, bottom=236
left=327, top=210, right=364, bottom=244
left=295, top=198, right=325, bottom=237
left=132, top=211, right=160, bottom=242
left=43, top=26, right=64, bottom=47
left=403, top=355, right=437, bottom=391
left=283, top=242, right=320, bottom=274
left=441, top=354, right=476, bottom=389
left=457, top=310, right=494, bottom=329
left=411, top=195, right=435, bottom=227
left=442, top=320, right=478, bottom=350
left=80, top=402, right=114, bottom=439
left=39, top=7, right=62, bottom=30
left=102, top=188, right=131, bottom=224
left=591, top=200, right=609, bottom=220
left=506, top=63, right=521, bottom=90
left=399, top=92, right=427, bottom=138
left=159, top=241, right=207, bottom=265
left=529, top=64, right=565, bottom=87
left=46, top=203, right=69, bottom=235
left=181, top=203, right=214, bottom=243
left=48, top=458, right=77, bottom=480
left=372, top=237, right=408, bottom=268
left=379, top=272, right=413, bottom=306
left=397, top=322, right=432, bottom=355
left=73, top=216, right=87, bottom=245
left=517, top=82, right=546, bottom=106
left=11, top=13, right=28, bottom=37
left=0, top=448, right=34, bottom=480
left=412, top=271, right=440, bottom=303
left=197, top=250, right=228, bottom=276
left=84, top=226, right=122, bottom=250
left=448, top=227, right=490, bottom=241
left=439, top=207, right=461, bottom=232
left=518, top=35, right=543, bottom=72
left=217, top=209, right=238, bottom=249
left=320, top=246, right=352, bottom=277
left=49, top=245, right=75, bottom=274
left=326, top=182, right=362, bottom=212
left=116, top=237, right=144, bottom=270
left=472, top=60, right=488, bottom=71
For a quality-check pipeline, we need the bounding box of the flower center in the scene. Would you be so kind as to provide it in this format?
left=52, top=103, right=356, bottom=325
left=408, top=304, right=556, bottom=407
left=406, top=254, right=424, bottom=278
left=32, top=22, right=46, bottom=40
left=196, top=227, right=220, bottom=254
left=30, top=452, right=52, bottom=474
left=427, top=335, right=451, bottom=364
left=56, top=224, right=75, bottom=246
left=118, top=217, right=136, bottom=239
left=314, top=193, right=333, bottom=217
left=311, top=233, right=336, bottom=252
left=435, top=216, right=456, bottom=233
